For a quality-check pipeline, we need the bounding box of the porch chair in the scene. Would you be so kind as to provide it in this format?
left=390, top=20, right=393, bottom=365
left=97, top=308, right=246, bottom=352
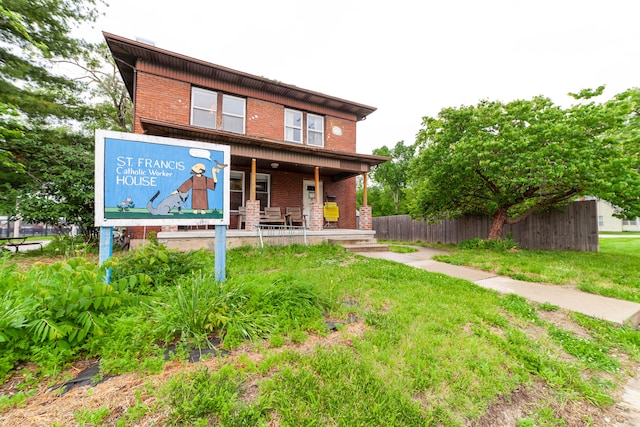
left=237, top=206, right=246, bottom=229
left=260, top=207, right=286, bottom=225
left=323, top=202, right=339, bottom=227
left=285, top=207, right=306, bottom=227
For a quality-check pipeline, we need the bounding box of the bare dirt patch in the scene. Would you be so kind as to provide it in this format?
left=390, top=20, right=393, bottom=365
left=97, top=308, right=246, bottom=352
left=0, top=322, right=367, bottom=427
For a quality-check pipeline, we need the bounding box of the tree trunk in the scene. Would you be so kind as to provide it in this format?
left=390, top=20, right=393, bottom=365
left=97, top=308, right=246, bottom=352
left=488, top=208, right=508, bottom=240
left=393, top=191, right=399, bottom=214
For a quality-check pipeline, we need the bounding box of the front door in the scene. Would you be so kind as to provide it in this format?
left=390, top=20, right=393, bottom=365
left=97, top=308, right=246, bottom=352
left=302, top=179, right=323, bottom=218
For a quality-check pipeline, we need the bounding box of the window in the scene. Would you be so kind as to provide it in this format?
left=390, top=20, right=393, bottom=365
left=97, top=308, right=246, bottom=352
left=230, top=171, right=245, bottom=211
left=191, top=87, right=217, bottom=129
left=222, top=94, right=245, bottom=134
left=285, top=109, right=302, bottom=143
left=623, top=218, right=638, bottom=226
left=285, top=109, right=324, bottom=146
left=598, top=216, right=604, bottom=227
left=191, top=88, right=246, bottom=134
left=307, top=114, right=324, bottom=147
left=255, top=173, right=270, bottom=210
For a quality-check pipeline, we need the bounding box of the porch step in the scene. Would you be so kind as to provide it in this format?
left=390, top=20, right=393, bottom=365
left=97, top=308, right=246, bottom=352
left=327, top=238, right=389, bottom=253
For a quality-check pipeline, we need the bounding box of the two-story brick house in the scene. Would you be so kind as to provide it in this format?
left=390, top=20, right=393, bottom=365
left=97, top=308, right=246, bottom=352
left=104, top=32, right=387, bottom=247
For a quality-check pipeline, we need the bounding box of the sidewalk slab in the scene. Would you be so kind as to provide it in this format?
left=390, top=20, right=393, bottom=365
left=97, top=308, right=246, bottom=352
left=354, top=248, right=640, bottom=327
left=475, top=276, right=640, bottom=327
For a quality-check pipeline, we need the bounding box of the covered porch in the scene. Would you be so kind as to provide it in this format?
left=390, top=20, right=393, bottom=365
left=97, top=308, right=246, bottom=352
left=140, top=117, right=387, bottom=236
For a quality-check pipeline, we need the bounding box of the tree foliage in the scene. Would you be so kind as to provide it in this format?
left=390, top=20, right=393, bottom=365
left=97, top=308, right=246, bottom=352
left=0, top=0, right=101, bottom=121
left=370, top=141, right=414, bottom=215
left=410, top=88, right=640, bottom=239
left=0, top=1, right=134, bottom=240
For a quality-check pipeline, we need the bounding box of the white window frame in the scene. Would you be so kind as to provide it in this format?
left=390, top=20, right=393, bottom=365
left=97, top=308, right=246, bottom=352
left=230, top=170, right=245, bottom=211
left=307, top=113, right=324, bottom=147
left=284, top=109, right=303, bottom=143
left=191, top=87, right=217, bottom=129
left=255, top=173, right=271, bottom=209
left=222, top=94, right=246, bottom=134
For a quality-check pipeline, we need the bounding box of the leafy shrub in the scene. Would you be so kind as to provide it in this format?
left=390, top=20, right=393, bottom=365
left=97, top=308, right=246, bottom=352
left=41, top=234, right=91, bottom=257
left=0, top=257, right=144, bottom=378
left=258, top=276, right=333, bottom=331
left=23, top=257, right=135, bottom=345
left=458, top=237, right=520, bottom=251
left=86, top=307, right=165, bottom=375
left=145, top=272, right=232, bottom=346
left=110, top=238, right=211, bottom=293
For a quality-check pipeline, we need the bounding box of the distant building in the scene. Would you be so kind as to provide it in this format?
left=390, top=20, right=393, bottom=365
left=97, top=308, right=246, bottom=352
left=596, top=199, right=640, bottom=232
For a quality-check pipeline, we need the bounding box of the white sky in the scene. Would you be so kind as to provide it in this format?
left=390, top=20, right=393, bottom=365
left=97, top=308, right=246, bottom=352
left=79, top=0, right=640, bottom=154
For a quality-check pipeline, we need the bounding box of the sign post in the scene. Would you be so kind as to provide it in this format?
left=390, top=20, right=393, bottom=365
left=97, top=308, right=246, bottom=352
left=95, top=130, right=230, bottom=282
left=99, top=226, right=113, bottom=283
left=214, top=225, right=226, bottom=282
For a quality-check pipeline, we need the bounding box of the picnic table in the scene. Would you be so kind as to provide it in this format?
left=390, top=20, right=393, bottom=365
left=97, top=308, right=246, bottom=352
left=0, top=236, right=44, bottom=252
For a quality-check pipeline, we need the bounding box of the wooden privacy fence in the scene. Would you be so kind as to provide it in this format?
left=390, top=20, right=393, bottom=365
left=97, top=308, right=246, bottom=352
left=372, top=200, right=598, bottom=251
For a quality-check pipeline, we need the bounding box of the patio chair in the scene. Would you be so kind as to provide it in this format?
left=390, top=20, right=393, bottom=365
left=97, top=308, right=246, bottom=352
left=260, top=207, right=286, bottom=225
left=237, top=206, right=246, bottom=229
left=285, top=207, right=306, bottom=227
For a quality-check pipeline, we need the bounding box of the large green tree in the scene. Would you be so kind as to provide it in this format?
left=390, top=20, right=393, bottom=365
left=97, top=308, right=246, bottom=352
left=371, top=141, right=415, bottom=215
left=410, top=88, right=640, bottom=239
left=0, top=1, right=124, bottom=239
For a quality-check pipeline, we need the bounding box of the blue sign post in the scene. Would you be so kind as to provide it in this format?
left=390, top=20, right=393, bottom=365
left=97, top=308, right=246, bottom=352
left=215, top=225, right=226, bottom=282
left=95, top=130, right=231, bottom=282
left=99, top=227, right=113, bottom=283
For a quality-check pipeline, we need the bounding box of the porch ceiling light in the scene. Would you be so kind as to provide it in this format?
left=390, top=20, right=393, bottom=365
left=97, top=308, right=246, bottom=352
left=271, top=163, right=279, bottom=169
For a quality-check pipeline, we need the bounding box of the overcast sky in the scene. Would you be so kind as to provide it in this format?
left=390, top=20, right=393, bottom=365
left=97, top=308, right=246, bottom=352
left=80, top=0, right=640, bottom=154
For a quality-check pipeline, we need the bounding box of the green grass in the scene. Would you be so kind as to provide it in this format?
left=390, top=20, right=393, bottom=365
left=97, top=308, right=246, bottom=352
left=431, top=237, right=640, bottom=302
left=2, top=242, right=640, bottom=425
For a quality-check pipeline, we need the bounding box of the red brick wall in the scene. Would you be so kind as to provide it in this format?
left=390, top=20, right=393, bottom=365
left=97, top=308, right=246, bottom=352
left=326, top=117, right=356, bottom=152
left=230, top=168, right=356, bottom=229
left=134, top=71, right=191, bottom=133
left=321, top=177, right=356, bottom=229
left=130, top=60, right=361, bottom=235
left=246, top=98, right=283, bottom=140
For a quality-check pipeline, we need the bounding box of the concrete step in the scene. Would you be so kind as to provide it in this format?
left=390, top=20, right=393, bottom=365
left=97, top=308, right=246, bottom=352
left=327, top=238, right=378, bottom=245
left=341, top=243, right=389, bottom=253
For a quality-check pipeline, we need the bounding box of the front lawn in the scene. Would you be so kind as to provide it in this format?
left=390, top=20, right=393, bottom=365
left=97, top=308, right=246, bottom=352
left=429, top=237, right=640, bottom=303
left=1, top=241, right=639, bottom=426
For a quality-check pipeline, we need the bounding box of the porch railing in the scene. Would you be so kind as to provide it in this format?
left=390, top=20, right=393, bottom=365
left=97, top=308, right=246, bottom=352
left=256, top=224, right=307, bottom=248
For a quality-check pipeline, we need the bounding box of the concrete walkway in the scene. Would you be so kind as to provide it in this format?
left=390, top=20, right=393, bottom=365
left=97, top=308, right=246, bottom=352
left=356, top=246, right=640, bottom=327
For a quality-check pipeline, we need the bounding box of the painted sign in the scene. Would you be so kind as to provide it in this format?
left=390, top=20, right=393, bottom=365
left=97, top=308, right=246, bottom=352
left=95, top=130, right=230, bottom=226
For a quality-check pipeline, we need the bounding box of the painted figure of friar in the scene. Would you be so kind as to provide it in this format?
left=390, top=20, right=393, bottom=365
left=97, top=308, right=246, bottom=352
left=174, top=162, right=219, bottom=214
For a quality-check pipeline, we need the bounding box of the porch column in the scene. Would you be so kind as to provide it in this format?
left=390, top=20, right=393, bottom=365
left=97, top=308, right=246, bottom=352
left=359, top=172, right=372, bottom=230
left=245, top=200, right=261, bottom=232
left=359, top=205, right=372, bottom=230
left=363, top=172, right=368, bottom=206
left=244, top=159, right=261, bottom=231
left=309, top=166, right=324, bottom=231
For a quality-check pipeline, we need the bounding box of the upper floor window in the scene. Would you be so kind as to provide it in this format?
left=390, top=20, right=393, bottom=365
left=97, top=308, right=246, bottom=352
left=191, top=87, right=217, bottom=129
left=285, top=109, right=302, bottom=143
left=191, top=88, right=246, bottom=134
left=307, top=114, right=324, bottom=147
left=284, top=109, right=324, bottom=146
left=222, top=94, right=246, bottom=134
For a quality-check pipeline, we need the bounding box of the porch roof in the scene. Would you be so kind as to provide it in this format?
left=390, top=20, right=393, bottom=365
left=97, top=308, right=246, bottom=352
left=140, top=117, right=389, bottom=181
